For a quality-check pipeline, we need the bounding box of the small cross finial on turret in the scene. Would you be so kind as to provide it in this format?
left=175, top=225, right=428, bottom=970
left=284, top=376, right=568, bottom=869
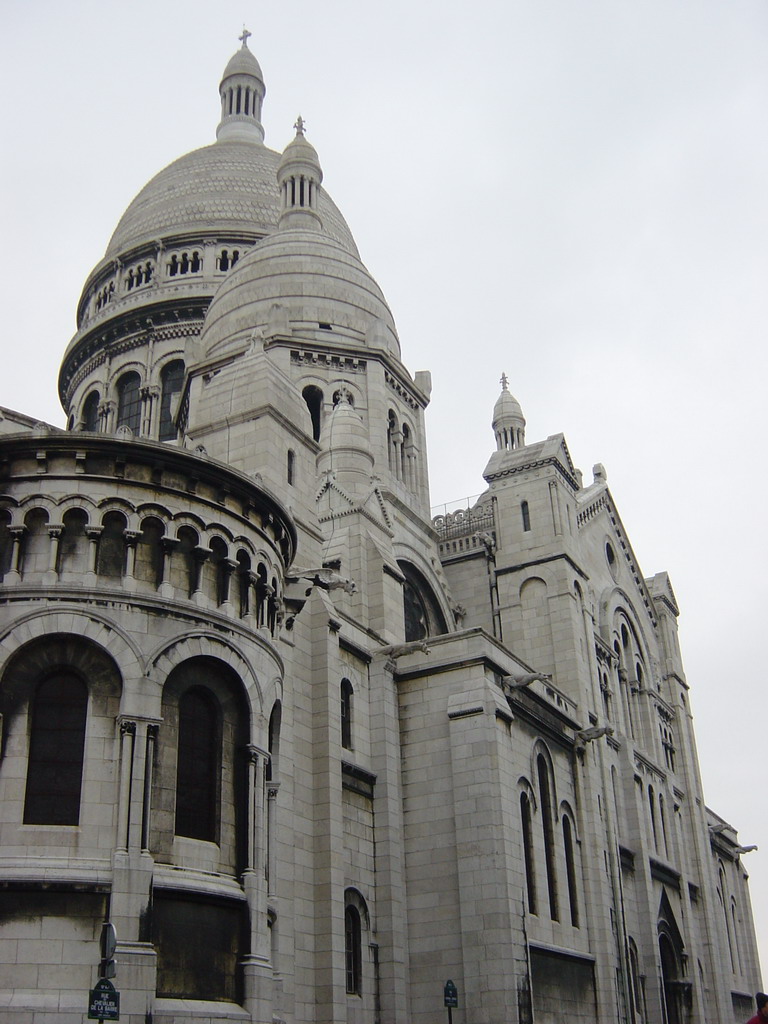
left=294, top=115, right=306, bottom=136
left=500, top=372, right=509, bottom=391
left=239, top=27, right=252, bottom=47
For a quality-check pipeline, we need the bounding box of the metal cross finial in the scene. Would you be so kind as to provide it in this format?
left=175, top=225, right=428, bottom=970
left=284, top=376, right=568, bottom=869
left=500, top=372, right=509, bottom=391
left=239, top=27, right=252, bottom=47
left=294, top=115, right=306, bottom=136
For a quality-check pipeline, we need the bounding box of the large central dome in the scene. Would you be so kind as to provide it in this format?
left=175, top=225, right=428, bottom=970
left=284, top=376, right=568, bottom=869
left=105, top=141, right=359, bottom=259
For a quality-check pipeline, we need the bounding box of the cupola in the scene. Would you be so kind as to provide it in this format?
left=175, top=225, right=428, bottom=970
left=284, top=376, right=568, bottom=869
left=316, top=386, right=374, bottom=488
left=492, top=373, right=526, bottom=450
left=277, top=118, right=324, bottom=231
left=216, top=29, right=266, bottom=143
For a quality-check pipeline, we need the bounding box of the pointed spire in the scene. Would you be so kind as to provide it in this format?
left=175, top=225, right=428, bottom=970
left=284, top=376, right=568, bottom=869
left=492, top=372, right=526, bottom=451
left=277, top=118, right=324, bottom=231
left=216, top=30, right=266, bottom=143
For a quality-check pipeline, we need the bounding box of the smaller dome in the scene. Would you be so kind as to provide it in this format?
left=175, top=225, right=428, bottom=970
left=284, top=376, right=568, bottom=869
left=492, top=373, right=525, bottom=451
left=198, top=228, right=400, bottom=359
left=221, top=42, right=264, bottom=84
left=317, top=387, right=374, bottom=488
left=278, top=118, right=321, bottom=175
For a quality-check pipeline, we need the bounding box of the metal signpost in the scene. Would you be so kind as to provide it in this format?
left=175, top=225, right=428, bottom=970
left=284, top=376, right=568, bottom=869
left=88, top=921, right=120, bottom=1021
left=444, top=979, right=458, bottom=1024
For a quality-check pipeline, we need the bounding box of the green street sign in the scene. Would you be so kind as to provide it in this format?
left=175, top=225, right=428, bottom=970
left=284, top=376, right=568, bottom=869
left=444, top=979, right=458, bottom=1008
left=88, top=978, right=120, bottom=1020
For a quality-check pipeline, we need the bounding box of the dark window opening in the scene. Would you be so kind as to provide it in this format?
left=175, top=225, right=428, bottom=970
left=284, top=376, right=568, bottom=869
left=175, top=686, right=220, bottom=842
left=341, top=679, right=353, bottom=750
left=82, top=390, right=100, bottom=432
left=24, top=673, right=88, bottom=825
left=117, top=371, right=141, bottom=434
left=302, top=385, right=323, bottom=442
left=563, top=815, right=579, bottom=927
left=345, top=905, right=362, bottom=995
left=521, top=791, right=537, bottom=915
left=159, top=360, right=184, bottom=442
left=537, top=754, right=559, bottom=921
left=521, top=500, right=531, bottom=532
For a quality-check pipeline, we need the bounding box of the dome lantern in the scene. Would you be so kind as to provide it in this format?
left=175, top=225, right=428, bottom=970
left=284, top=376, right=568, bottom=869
left=277, top=118, right=324, bottom=231
left=216, top=29, right=266, bottom=143
left=492, top=372, right=526, bottom=451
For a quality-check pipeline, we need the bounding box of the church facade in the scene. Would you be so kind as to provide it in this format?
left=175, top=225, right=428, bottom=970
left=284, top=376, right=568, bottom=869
left=0, top=35, right=760, bottom=1024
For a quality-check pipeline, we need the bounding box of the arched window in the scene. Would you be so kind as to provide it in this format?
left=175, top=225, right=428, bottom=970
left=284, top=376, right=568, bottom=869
left=82, top=390, right=100, bottom=432
left=207, top=537, right=229, bottom=606
left=563, top=815, right=579, bottom=927
left=399, top=561, right=448, bottom=642
left=648, top=785, right=659, bottom=852
left=287, top=449, right=295, bottom=485
left=302, top=385, right=323, bottom=441
left=57, top=507, right=88, bottom=575
left=341, top=679, right=353, bottom=750
left=175, top=686, right=220, bottom=842
left=159, top=360, right=184, bottom=441
left=521, top=500, right=531, bottom=532
left=116, top=371, right=141, bottom=434
left=537, top=753, right=558, bottom=921
left=236, top=550, right=251, bottom=617
left=24, top=672, right=88, bottom=825
left=136, top=516, right=165, bottom=587
left=345, top=905, right=362, bottom=995
left=520, top=791, right=536, bottom=914
left=97, top=511, right=127, bottom=578
left=658, top=793, right=669, bottom=858
left=173, top=526, right=198, bottom=597
left=21, top=507, right=49, bottom=575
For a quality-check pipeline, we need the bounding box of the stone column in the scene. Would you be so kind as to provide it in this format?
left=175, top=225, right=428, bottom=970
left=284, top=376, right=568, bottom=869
left=85, top=526, right=103, bottom=579
left=116, top=720, right=137, bottom=853
left=6, top=526, right=25, bottom=582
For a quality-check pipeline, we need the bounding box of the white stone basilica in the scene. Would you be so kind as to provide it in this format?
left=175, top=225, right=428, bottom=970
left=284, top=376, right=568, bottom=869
left=0, top=34, right=761, bottom=1024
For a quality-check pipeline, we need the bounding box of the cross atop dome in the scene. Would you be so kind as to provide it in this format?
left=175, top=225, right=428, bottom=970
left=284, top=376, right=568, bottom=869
left=294, top=115, right=306, bottom=136
left=500, top=372, right=509, bottom=391
left=239, top=27, right=252, bottom=48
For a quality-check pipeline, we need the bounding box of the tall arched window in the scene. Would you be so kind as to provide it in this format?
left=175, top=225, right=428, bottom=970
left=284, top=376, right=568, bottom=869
left=24, top=672, right=88, bottom=825
left=57, top=508, right=88, bottom=575
left=399, top=561, right=448, bottom=642
left=97, top=511, right=127, bottom=578
left=563, top=814, right=579, bottom=927
left=521, top=500, right=531, bottom=532
left=175, top=686, right=220, bottom=842
left=345, top=904, right=362, bottom=995
left=82, top=390, right=100, bottom=432
left=159, top=360, right=184, bottom=441
left=520, top=791, right=537, bottom=914
left=116, top=371, right=141, bottom=434
left=341, top=679, right=353, bottom=750
left=537, top=753, right=559, bottom=921
left=136, top=516, right=165, bottom=587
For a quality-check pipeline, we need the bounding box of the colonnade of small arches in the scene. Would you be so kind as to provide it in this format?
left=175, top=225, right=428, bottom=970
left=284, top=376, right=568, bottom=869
left=518, top=743, right=582, bottom=930
left=0, top=503, right=284, bottom=634
left=71, top=358, right=185, bottom=441
left=84, top=244, right=249, bottom=320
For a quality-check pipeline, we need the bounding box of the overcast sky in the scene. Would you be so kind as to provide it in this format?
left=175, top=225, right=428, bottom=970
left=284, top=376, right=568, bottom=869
left=1, top=0, right=766, bottom=978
